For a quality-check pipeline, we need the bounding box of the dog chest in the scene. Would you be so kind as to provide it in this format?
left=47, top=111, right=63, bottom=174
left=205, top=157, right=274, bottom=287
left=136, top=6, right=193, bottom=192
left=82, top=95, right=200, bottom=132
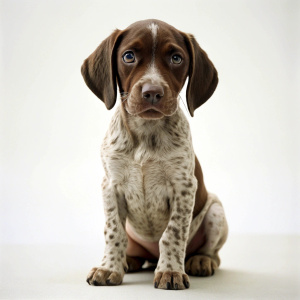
left=127, top=161, right=174, bottom=240
left=105, top=155, right=173, bottom=240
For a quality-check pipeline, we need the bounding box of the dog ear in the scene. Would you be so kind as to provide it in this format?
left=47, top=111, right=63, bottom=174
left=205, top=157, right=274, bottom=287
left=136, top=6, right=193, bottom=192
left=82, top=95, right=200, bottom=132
left=81, top=29, right=122, bottom=110
left=184, top=34, right=218, bottom=117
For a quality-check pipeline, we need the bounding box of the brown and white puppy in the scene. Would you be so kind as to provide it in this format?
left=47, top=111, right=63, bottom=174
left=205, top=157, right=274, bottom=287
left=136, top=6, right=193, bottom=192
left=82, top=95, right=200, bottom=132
left=81, top=19, right=228, bottom=290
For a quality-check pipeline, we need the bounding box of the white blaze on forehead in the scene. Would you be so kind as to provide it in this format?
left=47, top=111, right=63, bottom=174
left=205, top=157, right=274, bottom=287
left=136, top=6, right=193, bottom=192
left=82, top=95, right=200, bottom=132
left=148, top=23, right=159, bottom=42
left=141, top=23, right=166, bottom=87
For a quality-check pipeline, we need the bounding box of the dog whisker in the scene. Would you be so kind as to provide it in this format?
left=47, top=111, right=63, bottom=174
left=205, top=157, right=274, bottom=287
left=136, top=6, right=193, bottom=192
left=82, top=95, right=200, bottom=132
left=120, top=92, right=130, bottom=103
left=179, top=94, right=189, bottom=114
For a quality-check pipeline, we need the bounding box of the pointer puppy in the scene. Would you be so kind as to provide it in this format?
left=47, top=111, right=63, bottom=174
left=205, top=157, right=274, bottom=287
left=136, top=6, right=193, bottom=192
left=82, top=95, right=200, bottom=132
left=81, top=19, right=228, bottom=290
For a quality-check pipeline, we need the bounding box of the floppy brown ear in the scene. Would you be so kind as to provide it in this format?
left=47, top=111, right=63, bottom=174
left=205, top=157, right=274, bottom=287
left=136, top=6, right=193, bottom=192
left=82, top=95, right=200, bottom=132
left=81, top=29, right=121, bottom=109
left=184, top=34, right=218, bottom=116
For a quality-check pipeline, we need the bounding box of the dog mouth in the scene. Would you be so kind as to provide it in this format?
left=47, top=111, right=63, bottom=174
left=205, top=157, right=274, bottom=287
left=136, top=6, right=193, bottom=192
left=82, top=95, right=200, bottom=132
left=138, top=108, right=165, bottom=120
left=123, top=93, right=178, bottom=120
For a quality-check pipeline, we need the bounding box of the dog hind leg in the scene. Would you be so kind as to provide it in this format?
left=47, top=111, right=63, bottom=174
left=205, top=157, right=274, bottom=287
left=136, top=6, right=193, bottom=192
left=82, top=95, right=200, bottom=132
left=185, top=201, right=228, bottom=276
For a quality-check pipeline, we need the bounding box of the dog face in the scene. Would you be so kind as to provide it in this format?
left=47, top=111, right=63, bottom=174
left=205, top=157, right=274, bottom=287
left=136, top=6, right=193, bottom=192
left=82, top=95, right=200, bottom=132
left=116, top=21, right=190, bottom=119
left=81, top=19, right=218, bottom=117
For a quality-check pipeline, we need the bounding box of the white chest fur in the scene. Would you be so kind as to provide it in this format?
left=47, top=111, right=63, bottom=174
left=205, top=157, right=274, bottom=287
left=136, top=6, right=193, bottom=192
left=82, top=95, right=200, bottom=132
left=101, top=106, right=195, bottom=241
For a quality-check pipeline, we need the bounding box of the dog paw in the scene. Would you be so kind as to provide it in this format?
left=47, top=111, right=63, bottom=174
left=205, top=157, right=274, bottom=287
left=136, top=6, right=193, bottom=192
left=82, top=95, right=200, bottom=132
left=153, top=271, right=190, bottom=290
left=185, top=255, right=217, bottom=277
left=86, top=267, right=123, bottom=286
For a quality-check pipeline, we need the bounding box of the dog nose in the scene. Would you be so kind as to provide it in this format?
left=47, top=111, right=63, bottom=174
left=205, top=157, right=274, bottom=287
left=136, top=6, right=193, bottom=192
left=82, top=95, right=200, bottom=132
left=142, top=84, right=164, bottom=104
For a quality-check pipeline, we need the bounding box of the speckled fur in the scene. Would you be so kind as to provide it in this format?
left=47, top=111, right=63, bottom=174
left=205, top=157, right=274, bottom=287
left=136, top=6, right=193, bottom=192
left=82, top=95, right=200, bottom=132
left=82, top=19, right=228, bottom=290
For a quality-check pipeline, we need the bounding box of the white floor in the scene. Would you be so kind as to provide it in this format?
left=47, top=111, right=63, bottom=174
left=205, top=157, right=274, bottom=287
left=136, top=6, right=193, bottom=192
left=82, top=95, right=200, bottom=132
left=1, top=235, right=299, bottom=299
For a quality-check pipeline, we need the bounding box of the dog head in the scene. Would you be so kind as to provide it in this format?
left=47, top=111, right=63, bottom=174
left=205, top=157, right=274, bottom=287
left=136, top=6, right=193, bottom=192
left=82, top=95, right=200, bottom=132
left=81, top=19, right=218, bottom=118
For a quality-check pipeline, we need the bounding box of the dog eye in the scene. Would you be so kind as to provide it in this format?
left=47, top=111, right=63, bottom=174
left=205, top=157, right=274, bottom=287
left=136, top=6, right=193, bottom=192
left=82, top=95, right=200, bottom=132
left=123, top=51, right=135, bottom=63
left=171, top=55, right=182, bottom=64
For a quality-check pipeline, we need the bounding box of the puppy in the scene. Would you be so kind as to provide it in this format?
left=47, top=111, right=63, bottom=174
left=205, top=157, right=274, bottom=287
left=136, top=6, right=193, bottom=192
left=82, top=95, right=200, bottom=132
left=81, top=19, right=228, bottom=290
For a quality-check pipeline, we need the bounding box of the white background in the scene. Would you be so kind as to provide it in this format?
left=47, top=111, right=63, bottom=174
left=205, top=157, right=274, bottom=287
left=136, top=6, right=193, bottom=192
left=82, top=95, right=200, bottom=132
left=1, top=0, right=299, bottom=245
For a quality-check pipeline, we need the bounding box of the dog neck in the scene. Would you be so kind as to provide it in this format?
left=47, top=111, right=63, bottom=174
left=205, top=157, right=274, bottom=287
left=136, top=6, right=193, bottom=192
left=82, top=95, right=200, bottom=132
left=114, top=103, right=188, bottom=163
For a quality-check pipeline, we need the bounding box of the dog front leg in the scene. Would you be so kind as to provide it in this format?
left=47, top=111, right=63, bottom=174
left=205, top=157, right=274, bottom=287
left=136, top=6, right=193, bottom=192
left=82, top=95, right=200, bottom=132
left=154, top=179, right=197, bottom=290
left=87, top=177, right=128, bottom=286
